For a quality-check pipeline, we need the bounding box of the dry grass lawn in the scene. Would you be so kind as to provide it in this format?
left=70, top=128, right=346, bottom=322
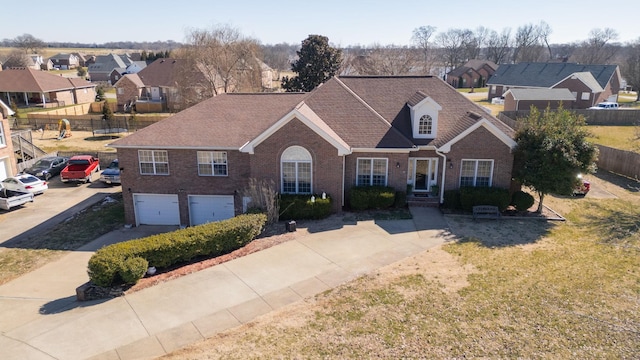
left=160, top=171, right=640, bottom=360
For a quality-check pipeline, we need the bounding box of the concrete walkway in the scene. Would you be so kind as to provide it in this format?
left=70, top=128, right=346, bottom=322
left=0, top=207, right=451, bottom=360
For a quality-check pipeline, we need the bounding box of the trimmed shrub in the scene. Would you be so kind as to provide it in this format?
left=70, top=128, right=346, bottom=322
left=511, top=190, right=535, bottom=211
left=394, top=191, right=407, bottom=208
left=88, top=213, right=267, bottom=287
left=349, top=186, right=396, bottom=211
left=443, top=190, right=462, bottom=210
left=119, top=257, right=148, bottom=284
left=279, top=194, right=332, bottom=220
left=459, top=187, right=510, bottom=212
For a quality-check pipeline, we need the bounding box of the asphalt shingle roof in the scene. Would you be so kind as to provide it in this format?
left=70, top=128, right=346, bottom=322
left=0, top=68, right=94, bottom=92
left=111, top=76, right=514, bottom=151
left=487, top=62, right=618, bottom=89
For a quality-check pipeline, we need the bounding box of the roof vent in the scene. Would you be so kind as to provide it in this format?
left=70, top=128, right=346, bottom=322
left=467, top=111, right=482, bottom=120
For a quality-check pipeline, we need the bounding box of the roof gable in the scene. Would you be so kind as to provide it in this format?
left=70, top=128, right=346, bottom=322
left=504, top=88, right=575, bottom=101
left=487, top=62, right=619, bottom=89
left=553, top=71, right=604, bottom=92
left=0, top=68, right=93, bottom=92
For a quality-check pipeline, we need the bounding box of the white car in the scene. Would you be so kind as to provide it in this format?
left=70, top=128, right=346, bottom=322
left=589, top=102, right=619, bottom=109
left=1, top=174, right=48, bottom=195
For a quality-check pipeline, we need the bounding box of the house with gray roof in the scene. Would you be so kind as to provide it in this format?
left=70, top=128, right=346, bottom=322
left=88, top=53, right=134, bottom=83
left=108, top=76, right=517, bottom=227
left=486, top=62, right=621, bottom=109
left=503, top=88, right=576, bottom=111
left=49, top=53, right=79, bottom=70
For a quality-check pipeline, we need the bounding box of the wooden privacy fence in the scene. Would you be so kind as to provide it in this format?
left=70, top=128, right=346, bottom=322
left=596, top=145, right=640, bottom=180
left=500, top=109, right=640, bottom=126
left=23, top=114, right=170, bottom=132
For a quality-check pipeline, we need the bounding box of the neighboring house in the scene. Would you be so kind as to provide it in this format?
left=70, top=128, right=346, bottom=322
left=27, top=55, right=44, bottom=71
left=109, top=76, right=516, bottom=227
left=503, top=88, right=577, bottom=111
left=0, top=68, right=97, bottom=107
left=109, top=61, right=147, bottom=85
left=72, top=52, right=88, bottom=67
left=49, top=53, right=79, bottom=70
left=40, top=59, right=54, bottom=71
left=0, top=100, right=17, bottom=180
left=114, top=58, right=218, bottom=113
left=88, top=53, right=133, bottom=83
left=486, top=62, right=621, bottom=109
left=446, top=60, right=497, bottom=89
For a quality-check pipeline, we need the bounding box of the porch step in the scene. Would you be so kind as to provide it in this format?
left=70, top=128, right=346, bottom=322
left=407, top=194, right=440, bottom=208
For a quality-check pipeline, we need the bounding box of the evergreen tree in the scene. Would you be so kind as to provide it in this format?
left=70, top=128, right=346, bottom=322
left=282, top=35, right=342, bottom=92
left=513, top=106, right=598, bottom=213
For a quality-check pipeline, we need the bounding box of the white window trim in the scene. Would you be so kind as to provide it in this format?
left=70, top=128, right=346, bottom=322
left=197, top=151, right=228, bottom=177
left=138, top=150, right=169, bottom=175
left=418, top=114, right=433, bottom=136
left=356, top=158, right=388, bottom=186
left=280, top=146, right=313, bottom=194
left=459, top=159, right=494, bottom=187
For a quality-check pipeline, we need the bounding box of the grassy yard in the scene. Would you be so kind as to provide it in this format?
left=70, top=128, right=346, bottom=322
left=587, top=125, right=639, bottom=152
left=0, top=193, right=124, bottom=285
left=162, top=174, right=640, bottom=359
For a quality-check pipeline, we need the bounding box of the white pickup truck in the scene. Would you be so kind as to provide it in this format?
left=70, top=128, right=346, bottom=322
left=0, top=183, right=35, bottom=211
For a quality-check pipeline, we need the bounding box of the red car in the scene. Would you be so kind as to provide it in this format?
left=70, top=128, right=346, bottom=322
left=573, top=174, right=590, bottom=196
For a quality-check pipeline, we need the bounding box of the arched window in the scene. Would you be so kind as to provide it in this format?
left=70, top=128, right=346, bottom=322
left=281, top=146, right=312, bottom=194
left=418, top=114, right=433, bottom=135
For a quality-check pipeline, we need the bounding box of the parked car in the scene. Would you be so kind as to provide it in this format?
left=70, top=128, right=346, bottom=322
left=23, top=156, right=69, bottom=180
left=60, top=155, right=100, bottom=184
left=99, top=159, right=121, bottom=185
left=0, top=183, right=34, bottom=210
left=588, top=102, right=619, bottom=110
left=1, top=174, right=48, bottom=195
left=573, top=174, right=590, bottom=196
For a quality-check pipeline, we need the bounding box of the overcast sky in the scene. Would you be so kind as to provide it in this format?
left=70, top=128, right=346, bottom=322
left=3, top=0, right=638, bottom=46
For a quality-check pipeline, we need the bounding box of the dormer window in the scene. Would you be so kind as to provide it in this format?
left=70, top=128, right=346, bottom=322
left=408, top=92, right=441, bottom=140
left=418, top=115, right=433, bottom=135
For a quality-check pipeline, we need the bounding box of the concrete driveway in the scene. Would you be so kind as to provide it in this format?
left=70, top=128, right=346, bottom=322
left=0, top=176, right=121, bottom=246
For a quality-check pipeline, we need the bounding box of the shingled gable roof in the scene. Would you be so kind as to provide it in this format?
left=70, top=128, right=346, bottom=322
left=553, top=71, right=604, bottom=92
left=0, top=68, right=94, bottom=92
left=137, top=58, right=208, bottom=87
left=110, top=76, right=516, bottom=151
left=337, top=76, right=515, bottom=148
left=487, top=62, right=619, bottom=89
left=114, top=73, right=145, bottom=88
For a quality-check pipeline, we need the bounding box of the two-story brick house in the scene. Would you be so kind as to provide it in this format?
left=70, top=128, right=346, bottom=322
left=109, top=76, right=516, bottom=227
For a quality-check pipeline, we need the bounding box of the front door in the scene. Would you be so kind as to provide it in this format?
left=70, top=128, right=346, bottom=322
left=409, top=158, right=438, bottom=193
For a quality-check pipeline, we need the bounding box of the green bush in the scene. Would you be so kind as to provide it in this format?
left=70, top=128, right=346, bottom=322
left=394, top=191, right=407, bottom=208
left=119, top=257, right=148, bottom=284
left=443, top=190, right=462, bottom=210
left=279, top=194, right=332, bottom=220
left=511, top=190, right=535, bottom=211
left=349, top=186, right=396, bottom=211
left=88, top=214, right=267, bottom=287
left=459, top=187, right=510, bottom=212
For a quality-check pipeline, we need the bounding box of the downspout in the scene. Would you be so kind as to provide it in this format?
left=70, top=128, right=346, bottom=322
left=341, top=155, right=346, bottom=207
left=435, top=149, right=447, bottom=204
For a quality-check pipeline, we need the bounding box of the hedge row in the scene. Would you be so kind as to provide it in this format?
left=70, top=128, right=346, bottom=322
left=349, top=186, right=396, bottom=210
left=88, top=213, right=267, bottom=287
left=279, top=194, right=332, bottom=220
left=442, top=187, right=511, bottom=211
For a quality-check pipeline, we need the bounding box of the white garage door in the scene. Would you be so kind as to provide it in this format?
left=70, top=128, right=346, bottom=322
left=134, top=194, right=180, bottom=226
left=189, top=195, right=235, bottom=226
left=0, top=158, right=8, bottom=181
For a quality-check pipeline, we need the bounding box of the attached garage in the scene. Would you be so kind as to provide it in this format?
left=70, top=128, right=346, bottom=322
left=188, top=195, right=235, bottom=226
left=133, top=194, right=180, bottom=226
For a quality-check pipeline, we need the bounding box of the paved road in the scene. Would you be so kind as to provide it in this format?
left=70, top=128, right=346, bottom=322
left=0, top=176, right=121, bottom=246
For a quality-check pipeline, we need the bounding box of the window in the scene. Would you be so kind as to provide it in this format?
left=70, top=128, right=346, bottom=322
left=581, top=92, right=590, bottom=101
left=418, top=115, right=433, bottom=135
left=117, top=88, right=124, bottom=95
left=460, top=160, right=493, bottom=187
left=357, top=158, right=388, bottom=186
left=138, top=150, right=169, bottom=175
left=281, top=146, right=312, bottom=194
left=0, top=121, right=5, bottom=147
left=198, top=151, right=227, bottom=176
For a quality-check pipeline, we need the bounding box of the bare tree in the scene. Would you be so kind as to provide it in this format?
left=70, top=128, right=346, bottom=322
left=538, top=21, right=553, bottom=60
left=485, top=28, right=512, bottom=64
left=179, top=25, right=263, bottom=95
left=573, top=28, right=620, bottom=65
left=2, top=50, right=30, bottom=69
left=512, top=23, right=546, bottom=63
left=411, top=25, right=436, bottom=74
left=621, top=38, right=640, bottom=101
left=347, top=44, right=419, bottom=75
left=435, top=28, right=476, bottom=72
left=12, top=34, right=44, bottom=54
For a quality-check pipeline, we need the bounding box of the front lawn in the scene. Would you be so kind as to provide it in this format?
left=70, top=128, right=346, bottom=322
left=587, top=125, right=639, bottom=152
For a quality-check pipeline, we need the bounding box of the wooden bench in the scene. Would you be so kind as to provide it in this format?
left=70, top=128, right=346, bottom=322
left=472, top=205, right=501, bottom=220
